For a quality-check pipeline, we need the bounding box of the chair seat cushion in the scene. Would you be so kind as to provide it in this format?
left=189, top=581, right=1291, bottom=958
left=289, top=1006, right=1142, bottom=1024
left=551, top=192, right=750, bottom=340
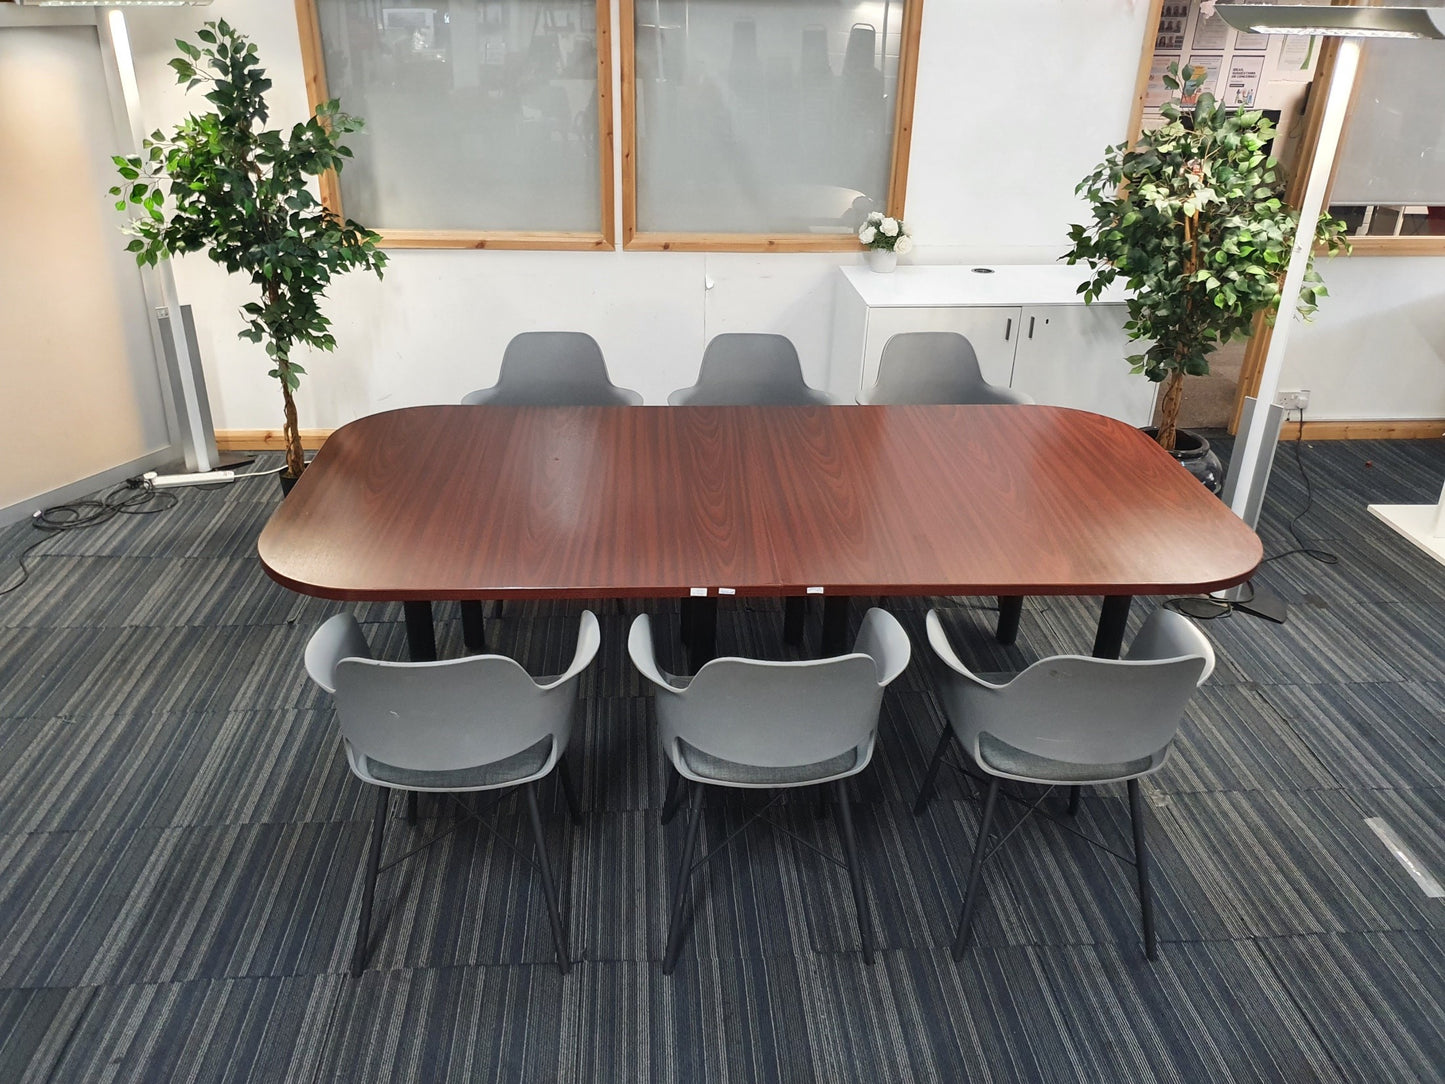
left=679, top=739, right=858, bottom=785
left=977, top=732, right=1154, bottom=783
left=361, top=736, right=553, bottom=790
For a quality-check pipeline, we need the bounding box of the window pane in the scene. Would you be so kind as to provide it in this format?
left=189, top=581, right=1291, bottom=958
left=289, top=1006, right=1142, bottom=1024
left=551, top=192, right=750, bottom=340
left=633, top=0, right=908, bottom=234
left=1328, top=39, right=1445, bottom=236
left=315, top=0, right=601, bottom=232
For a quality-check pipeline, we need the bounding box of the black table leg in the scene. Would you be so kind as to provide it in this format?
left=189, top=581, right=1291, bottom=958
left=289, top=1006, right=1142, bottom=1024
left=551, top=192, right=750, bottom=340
left=1091, top=595, right=1132, bottom=660
left=783, top=596, right=806, bottom=646
left=460, top=600, right=488, bottom=655
left=995, top=595, right=1023, bottom=645
left=685, top=598, right=718, bottom=673
left=821, top=595, right=850, bottom=656
left=403, top=600, right=437, bottom=662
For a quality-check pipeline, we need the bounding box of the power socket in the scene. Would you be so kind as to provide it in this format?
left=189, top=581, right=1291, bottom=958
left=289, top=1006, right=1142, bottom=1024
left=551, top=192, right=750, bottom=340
left=1277, top=389, right=1311, bottom=412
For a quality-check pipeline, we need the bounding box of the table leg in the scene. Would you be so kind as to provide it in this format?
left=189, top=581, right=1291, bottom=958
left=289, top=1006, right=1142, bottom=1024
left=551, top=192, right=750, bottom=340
left=1092, top=595, right=1132, bottom=660
left=783, top=596, right=806, bottom=646
left=821, top=595, right=850, bottom=656
left=995, top=595, right=1023, bottom=645
left=404, top=600, right=438, bottom=662
left=685, top=597, right=718, bottom=673
left=460, top=600, right=488, bottom=655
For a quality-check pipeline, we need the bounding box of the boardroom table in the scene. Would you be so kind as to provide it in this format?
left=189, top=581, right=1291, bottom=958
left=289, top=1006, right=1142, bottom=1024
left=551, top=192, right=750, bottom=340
left=258, top=404, right=1262, bottom=665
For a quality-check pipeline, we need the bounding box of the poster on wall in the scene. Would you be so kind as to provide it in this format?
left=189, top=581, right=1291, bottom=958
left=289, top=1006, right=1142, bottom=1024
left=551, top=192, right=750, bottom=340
left=1225, top=55, right=1266, bottom=106
left=1145, top=56, right=1177, bottom=110
left=1156, top=1, right=1190, bottom=52
left=1190, top=10, right=1231, bottom=52
left=1278, top=35, right=1317, bottom=74
left=1183, top=55, right=1224, bottom=103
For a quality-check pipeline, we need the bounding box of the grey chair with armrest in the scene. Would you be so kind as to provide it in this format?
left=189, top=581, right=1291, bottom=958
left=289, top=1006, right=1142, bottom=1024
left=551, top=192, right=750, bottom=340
left=629, top=607, right=910, bottom=974
left=460, top=331, right=640, bottom=649
left=861, top=330, right=1035, bottom=646
left=305, top=609, right=600, bottom=976
left=913, top=606, right=1215, bottom=961
left=668, top=333, right=833, bottom=653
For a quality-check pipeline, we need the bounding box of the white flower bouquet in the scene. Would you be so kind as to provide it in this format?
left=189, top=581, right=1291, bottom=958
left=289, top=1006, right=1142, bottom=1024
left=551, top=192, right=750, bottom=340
left=858, top=212, right=913, bottom=254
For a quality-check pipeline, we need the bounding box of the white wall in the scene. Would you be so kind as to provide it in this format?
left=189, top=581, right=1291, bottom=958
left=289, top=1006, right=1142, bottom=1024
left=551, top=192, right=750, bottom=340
left=0, top=22, right=172, bottom=516
left=122, top=0, right=1445, bottom=429
left=1282, top=257, right=1445, bottom=420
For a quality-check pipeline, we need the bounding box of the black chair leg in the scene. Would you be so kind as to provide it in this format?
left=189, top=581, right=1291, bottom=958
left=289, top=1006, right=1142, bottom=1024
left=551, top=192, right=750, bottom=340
left=783, top=596, right=806, bottom=646
left=460, top=600, right=488, bottom=654
left=832, top=779, right=874, bottom=965
left=1067, top=785, right=1081, bottom=817
left=995, top=595, right=1023, bottom=645
left=352, top=787, right=390, bottom=977
left=1128, top=778, right=1157, bottom=961
left=525, top=782, right=571, bottom=975
left=663, top=783, right=704, bottom=975
left=557, top=757, right=583, bottom=825
left=913, top=727, right=954, bottom=816
left=660, top=767, right=684, bottom=826
left=815, top=785, right=829, bottom=820
left=952, top=775, right=1001, bottom=961
left=406, top=790, right=418, bottom=826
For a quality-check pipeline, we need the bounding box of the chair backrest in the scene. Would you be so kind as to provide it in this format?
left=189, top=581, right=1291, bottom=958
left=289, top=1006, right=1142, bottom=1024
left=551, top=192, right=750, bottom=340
left=318, top=611, right=599, bottom=776
left=928, top=608, right=1210, bottom=773
left=668, top=333, right=831, bottom=406
left=462, top=332, right=642, bottom=406
left=862, top=331, right=1033, bottom=405
left=630, top=607, right=909, bottom=769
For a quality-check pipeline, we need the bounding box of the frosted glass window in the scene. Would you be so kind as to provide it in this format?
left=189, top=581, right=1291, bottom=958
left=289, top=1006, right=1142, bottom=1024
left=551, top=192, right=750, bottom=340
left=632, top=0, right=911, bottom=234
left=1328, top=40, right=1445, bottom=237
left=315, top=0, right=602, bottom=231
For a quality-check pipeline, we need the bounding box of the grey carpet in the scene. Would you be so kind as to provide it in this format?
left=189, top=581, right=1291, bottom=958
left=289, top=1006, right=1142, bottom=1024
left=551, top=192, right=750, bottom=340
left=1, top=435, right=1443, bottom=1082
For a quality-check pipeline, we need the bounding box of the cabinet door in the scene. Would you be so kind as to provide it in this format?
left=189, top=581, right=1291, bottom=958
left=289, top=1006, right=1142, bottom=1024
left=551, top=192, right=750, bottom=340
left=1010, top=304, right=1157, bottom=426
left=860, top=306, right=1021, bottom=399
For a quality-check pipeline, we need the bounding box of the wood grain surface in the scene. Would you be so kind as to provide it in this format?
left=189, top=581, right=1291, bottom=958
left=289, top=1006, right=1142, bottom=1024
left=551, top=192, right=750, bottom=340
left=258, top=405, right=1262, bottom=601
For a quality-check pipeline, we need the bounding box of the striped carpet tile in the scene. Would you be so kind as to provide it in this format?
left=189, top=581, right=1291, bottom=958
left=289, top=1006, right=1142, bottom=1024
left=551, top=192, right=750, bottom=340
left=1, top=442, right=1444, bottom=1081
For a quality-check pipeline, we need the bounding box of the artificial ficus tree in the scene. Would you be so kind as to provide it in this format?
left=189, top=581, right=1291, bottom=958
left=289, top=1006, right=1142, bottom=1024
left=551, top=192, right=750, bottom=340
left=1065, top=63, right=1347, bottom=452
left=112, top=20, right=385, bottom=480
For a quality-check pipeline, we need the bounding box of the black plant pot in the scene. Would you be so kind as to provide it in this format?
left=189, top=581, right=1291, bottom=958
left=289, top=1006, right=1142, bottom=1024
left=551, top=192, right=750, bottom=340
left=278, top=471, right=300, bottom=498
left=1143, top=427, right=1224, bottom=494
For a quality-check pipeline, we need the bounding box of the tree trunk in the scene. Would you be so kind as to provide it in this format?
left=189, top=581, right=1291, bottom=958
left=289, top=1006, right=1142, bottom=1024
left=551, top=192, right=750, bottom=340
left=280, top=365, right=304, bottom=479
left=1156, top=370, right=1186, bottom=452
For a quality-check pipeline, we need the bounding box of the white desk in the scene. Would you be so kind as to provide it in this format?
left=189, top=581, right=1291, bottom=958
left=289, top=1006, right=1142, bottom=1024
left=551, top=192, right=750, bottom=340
left=828, top=264, right=1157, bottom=426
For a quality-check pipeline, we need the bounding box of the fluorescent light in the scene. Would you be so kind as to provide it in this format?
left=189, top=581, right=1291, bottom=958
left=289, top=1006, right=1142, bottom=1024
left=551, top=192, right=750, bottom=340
left=1245, top=24, right=1426, bottom=38
left=1215, top=4, right=1445, bottom=39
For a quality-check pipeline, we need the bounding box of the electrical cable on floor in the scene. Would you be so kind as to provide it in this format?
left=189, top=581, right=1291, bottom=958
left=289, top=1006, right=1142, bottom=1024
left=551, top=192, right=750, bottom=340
left=0, top=460, right=282, bottom=597
left=1166, top=407, right=1339, bottom=621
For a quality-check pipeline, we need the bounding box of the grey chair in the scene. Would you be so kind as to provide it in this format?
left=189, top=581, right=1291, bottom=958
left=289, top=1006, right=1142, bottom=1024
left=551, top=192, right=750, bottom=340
left=629, top=607, right=911, bottom=974
left=668, top=333, right=831, bottom=649
left=860, top=331, right=1034, bottom=406
left=862, top=330, right=1034, bottom=645
left=667, top=333, right=832, bottom=406
left=462, top=331, right=642, bottom=406
left=914, top=606, right=1214, bottom=962
left=305, top=609, right=601, bottom=976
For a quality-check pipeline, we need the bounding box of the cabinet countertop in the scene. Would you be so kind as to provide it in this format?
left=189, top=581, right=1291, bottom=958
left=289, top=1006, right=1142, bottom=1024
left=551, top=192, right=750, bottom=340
left=841, top=263, right=1130, bottom=308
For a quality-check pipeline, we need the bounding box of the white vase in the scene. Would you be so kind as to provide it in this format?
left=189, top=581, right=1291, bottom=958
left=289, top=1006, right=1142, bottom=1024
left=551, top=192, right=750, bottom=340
left=866, top=248, right=897, bottom=274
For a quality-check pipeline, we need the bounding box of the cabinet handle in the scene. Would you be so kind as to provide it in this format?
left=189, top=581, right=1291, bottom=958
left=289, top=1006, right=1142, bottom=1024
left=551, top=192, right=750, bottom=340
left=1004, top=318, right=1012, bottom=341
left=1028, top=316, right=1036, bottom=339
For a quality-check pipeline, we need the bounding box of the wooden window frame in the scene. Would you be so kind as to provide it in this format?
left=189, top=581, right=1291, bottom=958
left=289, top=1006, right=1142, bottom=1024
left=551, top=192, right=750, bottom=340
left=294, top=0, right=616, bottom=251
left=617, top=0, right=924, bottom=252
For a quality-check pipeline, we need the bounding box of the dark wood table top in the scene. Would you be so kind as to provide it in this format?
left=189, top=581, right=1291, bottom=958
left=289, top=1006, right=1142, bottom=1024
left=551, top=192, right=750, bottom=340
left=258, top=404, right=1262, bottom=601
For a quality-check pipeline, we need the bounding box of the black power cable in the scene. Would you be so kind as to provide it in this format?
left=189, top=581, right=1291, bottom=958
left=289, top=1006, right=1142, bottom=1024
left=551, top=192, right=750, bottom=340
left=0, top=462, right=284, bottom=598
left=0, top=478, right=178, bottom=598
left=1166, top=407, right=1338, bottom=621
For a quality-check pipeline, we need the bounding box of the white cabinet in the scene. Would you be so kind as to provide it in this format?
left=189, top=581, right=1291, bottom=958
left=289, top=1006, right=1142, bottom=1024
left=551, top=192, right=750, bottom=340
left=829, top=265, right=1156, bottom=426
left=1010, top=304, right=1159, bottom=425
